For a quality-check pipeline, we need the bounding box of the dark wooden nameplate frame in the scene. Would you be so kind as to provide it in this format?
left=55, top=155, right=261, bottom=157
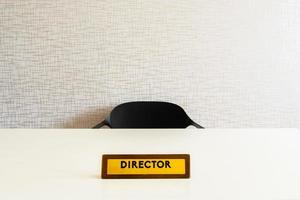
left=101, top=154, right=190, bottom=179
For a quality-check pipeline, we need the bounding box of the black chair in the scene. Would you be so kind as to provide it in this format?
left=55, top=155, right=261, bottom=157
left=93, top=101, right=203, bottom=128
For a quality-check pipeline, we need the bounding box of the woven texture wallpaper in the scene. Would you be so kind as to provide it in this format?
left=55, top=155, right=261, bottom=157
left=1, top=0, right=300, bottom=128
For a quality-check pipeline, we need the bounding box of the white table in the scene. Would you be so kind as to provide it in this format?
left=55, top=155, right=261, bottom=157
left=0, top=129, right=300, bottom=200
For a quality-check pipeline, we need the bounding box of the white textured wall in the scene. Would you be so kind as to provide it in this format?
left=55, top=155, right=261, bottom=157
left=0, top=0, right=300, bottom=128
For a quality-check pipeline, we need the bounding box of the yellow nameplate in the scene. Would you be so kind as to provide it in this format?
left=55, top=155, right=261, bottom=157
left=101, top=154, right=190, bottom=179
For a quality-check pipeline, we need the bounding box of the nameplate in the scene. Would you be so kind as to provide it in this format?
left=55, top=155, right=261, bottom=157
left=101, top=154, right=190, bottom=179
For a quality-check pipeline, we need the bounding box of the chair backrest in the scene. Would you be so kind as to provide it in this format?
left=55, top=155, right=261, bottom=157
left=93, top=101, right=203, bottom=128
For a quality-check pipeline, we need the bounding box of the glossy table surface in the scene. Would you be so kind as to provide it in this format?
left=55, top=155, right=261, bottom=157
left=0, top=129, right=300, bottom=200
